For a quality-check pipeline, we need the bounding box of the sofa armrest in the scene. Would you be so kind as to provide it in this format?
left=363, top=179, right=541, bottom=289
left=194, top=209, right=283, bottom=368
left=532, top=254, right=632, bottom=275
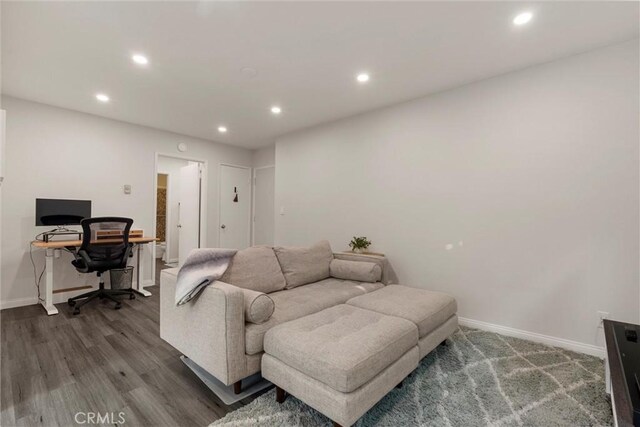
left=160, top=270, right=247, bottom=385
left=332, top=252, right=399, bottom=285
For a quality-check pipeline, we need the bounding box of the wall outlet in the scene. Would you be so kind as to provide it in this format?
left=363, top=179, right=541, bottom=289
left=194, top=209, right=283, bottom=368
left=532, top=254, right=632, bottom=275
left=597, top=311, right=609, bottom=328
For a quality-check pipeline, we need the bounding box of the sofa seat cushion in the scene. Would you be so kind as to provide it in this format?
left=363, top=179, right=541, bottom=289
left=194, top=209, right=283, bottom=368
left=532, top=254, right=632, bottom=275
left=274, top=240, right=333, bottom=289
left=221, top=246, right=286, bottom=293
left=347, top=285, right=457, bottom=338
left=264, top=304, right=418, bottom=393
left=244, top=278, right=384, bottom=355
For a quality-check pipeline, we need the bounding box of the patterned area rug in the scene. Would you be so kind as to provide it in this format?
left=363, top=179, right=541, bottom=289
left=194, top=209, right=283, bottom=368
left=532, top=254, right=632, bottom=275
left=211, top=326, right=612, bottom=426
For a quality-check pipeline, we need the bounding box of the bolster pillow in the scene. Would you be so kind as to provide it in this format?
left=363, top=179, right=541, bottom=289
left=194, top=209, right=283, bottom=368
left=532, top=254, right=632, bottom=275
left=330, top=259, right=382, bottom=283
left=241, top=288, right=275, bottom=324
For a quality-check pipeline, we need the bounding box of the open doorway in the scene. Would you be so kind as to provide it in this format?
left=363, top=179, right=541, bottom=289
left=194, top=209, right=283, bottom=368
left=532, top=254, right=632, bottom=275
left=156, top=173, right=169, bottom=265
left=154, top=153, right=207, bottom=284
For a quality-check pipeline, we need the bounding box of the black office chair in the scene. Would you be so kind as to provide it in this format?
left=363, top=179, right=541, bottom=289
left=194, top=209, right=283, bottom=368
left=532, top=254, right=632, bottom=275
left=67, top=217, right=136, bottom=315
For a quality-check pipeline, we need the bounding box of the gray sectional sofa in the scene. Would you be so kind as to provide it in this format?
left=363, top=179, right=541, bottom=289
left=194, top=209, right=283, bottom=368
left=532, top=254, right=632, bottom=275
left=160, top=241, right=393, bottom=388
left=160, top=240, right=458, bottom=426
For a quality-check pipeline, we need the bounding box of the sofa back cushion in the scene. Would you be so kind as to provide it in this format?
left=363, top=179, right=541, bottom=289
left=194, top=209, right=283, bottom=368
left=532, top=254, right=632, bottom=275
left=221, top=246, right=286, bottom=293
left=274, top=240, right=333, bottom=289
left=330, top=259, right=382, bottom=282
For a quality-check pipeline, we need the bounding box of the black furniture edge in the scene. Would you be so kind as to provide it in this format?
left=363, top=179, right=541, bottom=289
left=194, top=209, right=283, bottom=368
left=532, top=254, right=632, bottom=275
left=604, top=319, right=637, bottom=427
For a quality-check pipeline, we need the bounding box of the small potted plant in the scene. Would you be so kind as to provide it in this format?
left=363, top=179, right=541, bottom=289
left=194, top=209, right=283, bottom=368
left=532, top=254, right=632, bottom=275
left=349, top=236, right=372, bottom=254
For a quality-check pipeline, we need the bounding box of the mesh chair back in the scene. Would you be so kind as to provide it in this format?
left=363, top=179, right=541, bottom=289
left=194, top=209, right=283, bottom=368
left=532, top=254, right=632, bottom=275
left=79, top=217, right=133, bottom=268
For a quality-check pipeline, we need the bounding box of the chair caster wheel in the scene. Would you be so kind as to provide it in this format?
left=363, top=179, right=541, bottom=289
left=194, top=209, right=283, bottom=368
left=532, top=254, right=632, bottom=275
left=73, top=307, right=80, bottom=315
left=68, top=300, right=76, bottom=307
left=115, top=303, right=122, bottom=310
left=129, top=293, right=136, bottom=300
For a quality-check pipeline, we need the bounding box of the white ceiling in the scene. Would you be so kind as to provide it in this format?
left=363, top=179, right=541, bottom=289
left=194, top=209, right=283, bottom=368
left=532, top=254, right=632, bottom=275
left=2, top=2, right=638, bottom=149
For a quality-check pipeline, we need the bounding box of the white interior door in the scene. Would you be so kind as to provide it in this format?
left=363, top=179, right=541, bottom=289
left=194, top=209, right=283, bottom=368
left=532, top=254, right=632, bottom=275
left=178, top=163, right=201, bottom=265
left=253, top=166, right=275, bottom=245
left=219, top=165, right=251, bottom=249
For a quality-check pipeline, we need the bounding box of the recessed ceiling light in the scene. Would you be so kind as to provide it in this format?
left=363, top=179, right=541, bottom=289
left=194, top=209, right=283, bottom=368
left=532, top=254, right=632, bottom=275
left=95, top=93, right=110, bottom=103
left=513, top=12, right=533, bottom=26
left=132, top=54, right=149, bottom=65
left=356, top=73, right=370, bottom=83
left=271, top=106, right=282, bottom=114
left=218, top=126, right=228, bottom=133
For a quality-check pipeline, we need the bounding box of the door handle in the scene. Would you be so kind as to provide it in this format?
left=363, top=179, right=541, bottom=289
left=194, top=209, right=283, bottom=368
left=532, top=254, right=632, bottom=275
left=221, top=224, right=226, bottom=229
left=177, top=224, right=182, bottom=228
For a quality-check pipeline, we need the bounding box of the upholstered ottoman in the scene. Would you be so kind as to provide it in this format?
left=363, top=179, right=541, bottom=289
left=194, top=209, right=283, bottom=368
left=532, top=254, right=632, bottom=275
left=262, top=304, right=419, bottom=427
left=347, top=284, right=458, bottom=359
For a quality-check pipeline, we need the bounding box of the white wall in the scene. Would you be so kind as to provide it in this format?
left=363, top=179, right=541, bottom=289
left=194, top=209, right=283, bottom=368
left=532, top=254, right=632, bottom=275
left=0, top=96, right=252, bottom=308
left=253, top=166, right=275, bottom=246
left=275, top=40, right=640, bottom=349
left=157, top=156, right=189, bottom=262
left=251, top=145, right=276, bottom=245
left=252, top=145, right=275, bottom=168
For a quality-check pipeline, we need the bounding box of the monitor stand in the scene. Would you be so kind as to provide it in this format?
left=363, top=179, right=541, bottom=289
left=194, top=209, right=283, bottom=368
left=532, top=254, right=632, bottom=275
left=41, top=226, right=82, bottom=243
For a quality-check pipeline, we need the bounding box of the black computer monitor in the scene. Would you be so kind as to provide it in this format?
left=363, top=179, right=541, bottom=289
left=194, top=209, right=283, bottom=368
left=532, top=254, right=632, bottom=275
left=35, top=198, right=92, bottom=226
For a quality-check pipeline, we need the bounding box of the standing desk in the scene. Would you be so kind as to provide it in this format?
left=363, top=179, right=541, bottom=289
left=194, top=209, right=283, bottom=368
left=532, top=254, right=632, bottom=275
left=30, top=236, right=157, bottom=315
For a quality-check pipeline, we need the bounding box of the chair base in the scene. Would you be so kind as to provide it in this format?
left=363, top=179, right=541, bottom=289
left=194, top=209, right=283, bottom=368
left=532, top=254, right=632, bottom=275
left=68, top=287, right=135, bottom=315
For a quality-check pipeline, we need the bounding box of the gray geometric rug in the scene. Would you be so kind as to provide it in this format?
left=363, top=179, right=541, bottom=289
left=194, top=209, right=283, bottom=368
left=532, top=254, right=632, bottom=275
left=211, top=326, right=612, bottom=426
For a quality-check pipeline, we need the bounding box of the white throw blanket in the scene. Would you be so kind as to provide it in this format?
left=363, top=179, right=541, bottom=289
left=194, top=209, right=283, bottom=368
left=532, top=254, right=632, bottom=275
left=175, top=248, right=237, bottom=305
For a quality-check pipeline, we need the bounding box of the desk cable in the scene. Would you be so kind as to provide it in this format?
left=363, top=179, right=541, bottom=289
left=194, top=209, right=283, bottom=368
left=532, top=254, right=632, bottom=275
left=30, top=232, right=47, bottom=303
left=30, top=232, right=77, bottom=304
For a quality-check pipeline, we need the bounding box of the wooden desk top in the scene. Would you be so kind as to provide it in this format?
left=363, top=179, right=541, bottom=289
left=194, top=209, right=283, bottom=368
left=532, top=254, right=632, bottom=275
left=31, top=237, right=157, bottom=249
left=339, top=250, right=386, bottom=257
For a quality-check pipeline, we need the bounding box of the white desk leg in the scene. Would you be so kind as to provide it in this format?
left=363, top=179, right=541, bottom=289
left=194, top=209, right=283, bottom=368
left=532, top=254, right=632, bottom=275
left=42, top=248, right=59, bottom=315
left=135, top=244, right=151, bottom=297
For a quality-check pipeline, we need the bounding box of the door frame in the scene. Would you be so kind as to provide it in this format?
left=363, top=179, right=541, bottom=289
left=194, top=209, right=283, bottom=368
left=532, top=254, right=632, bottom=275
left=153, top=152, right=208, bottom=285
left=156, top=172, right=172, bottom=263
left=251, top=164, right=275, bottom=246
left=218, top=163, right=252, bottom=248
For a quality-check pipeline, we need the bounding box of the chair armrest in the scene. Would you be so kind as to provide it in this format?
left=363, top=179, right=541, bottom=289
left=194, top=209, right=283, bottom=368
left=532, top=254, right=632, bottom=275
left=160, top=272, right=247, bottom=385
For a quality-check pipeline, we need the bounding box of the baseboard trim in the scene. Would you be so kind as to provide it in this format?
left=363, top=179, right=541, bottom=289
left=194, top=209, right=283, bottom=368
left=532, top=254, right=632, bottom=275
left=2, top=279, right=157, bottom=310
left=459, top=317, right=605, bottom=359
left=0, top=295, right=605, bottom=359
left=52, top=286, right=97, bottom=305
left=1, top=296, right=38, bottom=310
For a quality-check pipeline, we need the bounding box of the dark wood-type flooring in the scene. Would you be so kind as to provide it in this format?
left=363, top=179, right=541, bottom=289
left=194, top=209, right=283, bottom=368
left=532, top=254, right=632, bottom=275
left=1, top=268, right=260, bottom=426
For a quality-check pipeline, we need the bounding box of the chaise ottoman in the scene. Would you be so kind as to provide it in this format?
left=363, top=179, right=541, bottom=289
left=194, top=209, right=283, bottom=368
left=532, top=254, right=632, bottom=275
left=262, top=304, right=419, bottom=427
left=261, top=285, right=457, bottom=426
left=347, top=284, right=458, bottom=359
